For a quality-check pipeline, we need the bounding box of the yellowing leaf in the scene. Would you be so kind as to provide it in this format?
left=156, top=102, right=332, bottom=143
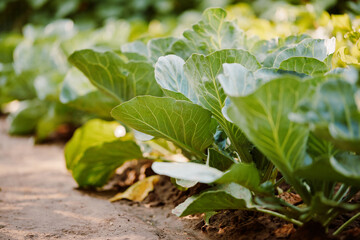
left=331, top=14, right=352, bottom=34
left=334, top=46, right=360, bottom=67
left=109, top=175, right=160, bottom=202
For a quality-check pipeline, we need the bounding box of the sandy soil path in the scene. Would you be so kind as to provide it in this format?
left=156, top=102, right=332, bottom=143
left=0, top=118, right=206, bottom=240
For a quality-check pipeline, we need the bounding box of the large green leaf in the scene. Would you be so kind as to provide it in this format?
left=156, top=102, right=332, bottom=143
left=184, top=49, right=260, bottom=162
left=279, top=57, right=329, bottom=76
left=69, top=50, right=162, bottom=102
left=64, top=119, right=120, bottom=169
left=171, top=8, right=245, bottom=59
left=69, top=50, right=126, bottom=101
left=173, top=183, right=255, bottom=217
left=60, top=68, right=117, bottom=118
left=291, top=79, right=360, bottom=153
left=72, top=140, right=143, bottom=187
left=111, top=96, right=217, bottom=158
left=65, top=119, right=141, bottom=187
left=224, top=77, right=309, bottom=187
left=155, top=55, right=198, bottom=103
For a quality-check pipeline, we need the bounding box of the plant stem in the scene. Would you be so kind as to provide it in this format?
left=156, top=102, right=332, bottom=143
left=224, top=124, right=252, bottom=163
left=333, top=184, right=348, bottom=201
left=274, top=177, right=285, bottom=188
left=262, top=162, right=275, bottom=182
left=333, top=212, right=360, bottom=236
left=257, top=208, right=303, bottom=226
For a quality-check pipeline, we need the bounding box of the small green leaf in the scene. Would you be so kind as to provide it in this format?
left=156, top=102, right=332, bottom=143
left=171, top=8, right=245, bottom=58
left=8, top=100, right=47, bottom=135
left=173, top=183, right=255, bottom=217
left=279, top=57, right=329, bottom=76
left=206, top=148, right=234, bottom=171
left=148, top=37, right=177, bottom=63
left=35, top=102, right=74, bottom=142
left=155, top=55, right=198, bottom=103
left=121, top=41, right=148, bottom=57
left=111, top=96, right=217, bottom=157
left=216, top=162, right=262, bottom=192
left=272, top=39, right=331, bottom=68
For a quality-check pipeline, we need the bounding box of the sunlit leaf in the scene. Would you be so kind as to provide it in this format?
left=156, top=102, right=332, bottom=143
left=112, top=96, right=217, bottom=158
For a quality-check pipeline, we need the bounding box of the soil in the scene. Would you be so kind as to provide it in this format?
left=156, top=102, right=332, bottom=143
left=1, top=116, right=360, bottom=240
left=0, top=117, right=206, bottom=240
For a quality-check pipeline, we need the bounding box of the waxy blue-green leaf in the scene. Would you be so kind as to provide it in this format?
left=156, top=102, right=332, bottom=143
left=271, top=39, right=331, bottom=68
left=279, top=57, right=329, bottom=76
left=120, top=40, right=148, bottom=58
left=260, top=35, right=311, bottom=67
left=171, top=8, right=245, bottom=59
left=224, top=77, right=309, bottom=185
left=153, top=160, right=263, bottom=193
left=218, top=63, right=258, bottom=97
left=60, top=68, right=117, bottom=118
left=173, top=183, right=255, bottom=217
left=69, top=50, right=162, bottom=102
left=152, top=162, right=223, bottom=183
left=33, top=72, right=64, bottom=101
left=14, top=40, right=68, bottom=75
left=184, top=49, right=260, bottom=162
left=291, top=79, right=360, bottom=153
left=155, top=55, right=198, bottom=103
left=111, top=96, right=217, bottom=158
